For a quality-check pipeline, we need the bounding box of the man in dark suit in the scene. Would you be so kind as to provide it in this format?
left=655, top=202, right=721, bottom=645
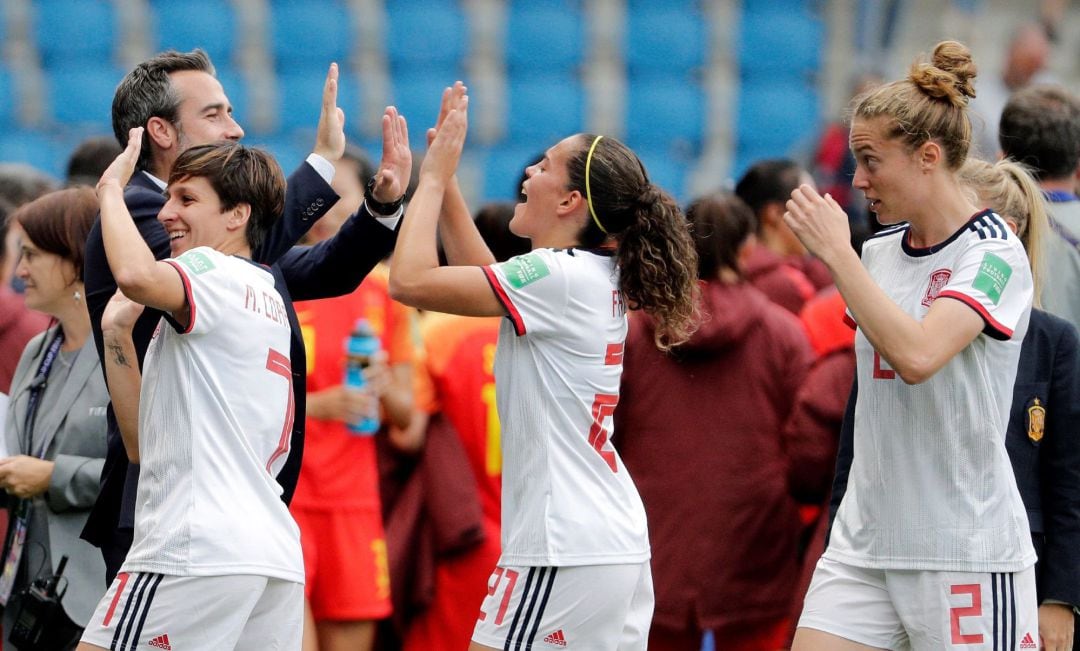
left=80, top=49, right=412, bottom=583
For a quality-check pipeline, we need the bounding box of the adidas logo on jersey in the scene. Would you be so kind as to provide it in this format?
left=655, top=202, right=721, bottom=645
left=149, top=633, right=172, bottom=650
left=543, top=629, right=567, bottom=646
left=1019, top=632, right=1037, bottom=649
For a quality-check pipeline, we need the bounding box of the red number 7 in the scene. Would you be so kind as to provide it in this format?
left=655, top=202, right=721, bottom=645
left=264, top=348, right=294, bottom=473
left=477, top=566, right=519, bottom=625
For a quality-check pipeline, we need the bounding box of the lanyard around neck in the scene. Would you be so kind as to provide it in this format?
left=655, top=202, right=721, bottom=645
left=22, top=330, right=65, bottom=458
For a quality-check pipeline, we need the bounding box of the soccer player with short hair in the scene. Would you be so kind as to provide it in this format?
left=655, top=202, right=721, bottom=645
left=78, top=131, right=304, bottom=650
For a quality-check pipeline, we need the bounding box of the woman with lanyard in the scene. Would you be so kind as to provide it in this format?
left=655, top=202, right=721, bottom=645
left=390, top=84, right=698, bottom=650
left=0, top=187, right=108, bottom=650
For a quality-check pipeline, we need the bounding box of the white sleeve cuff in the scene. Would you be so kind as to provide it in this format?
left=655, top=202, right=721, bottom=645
left=372, top=205, right=403, bottom=230
left=305, top=153, right=335, bottom=184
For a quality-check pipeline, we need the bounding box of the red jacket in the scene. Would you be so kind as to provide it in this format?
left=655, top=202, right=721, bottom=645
left=615, top=280, right=814, bottom=630
left=742, top=245, right=816, bottom=315
left=0, top=287, right=48, bottom=394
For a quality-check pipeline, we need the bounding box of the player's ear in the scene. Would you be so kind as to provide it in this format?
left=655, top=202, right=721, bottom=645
left=227, top=203, right=251, bottom=231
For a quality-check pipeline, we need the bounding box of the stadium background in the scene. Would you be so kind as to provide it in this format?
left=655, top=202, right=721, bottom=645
left=0, top=0, right=1078, bottom=205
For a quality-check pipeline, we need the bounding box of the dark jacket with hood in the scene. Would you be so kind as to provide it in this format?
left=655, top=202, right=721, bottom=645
left=614, top=279, right=814, bottom=632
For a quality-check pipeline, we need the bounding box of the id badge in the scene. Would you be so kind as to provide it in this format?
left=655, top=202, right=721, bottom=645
left=0, top=500, right=31, bottom=605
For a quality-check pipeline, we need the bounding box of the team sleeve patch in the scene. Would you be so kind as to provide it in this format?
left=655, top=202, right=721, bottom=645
left=500, top=253, right=550, bottom=289
left=176, top=249, right=216, bottom=275
left=971, top=252, right=1012, bottom=305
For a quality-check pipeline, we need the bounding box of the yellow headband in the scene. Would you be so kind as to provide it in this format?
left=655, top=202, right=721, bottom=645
left=585, top=135, right=607, bottom=234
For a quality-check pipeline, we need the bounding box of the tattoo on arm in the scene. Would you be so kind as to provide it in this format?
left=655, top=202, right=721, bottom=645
left=106, top=338, right=131, bottom=368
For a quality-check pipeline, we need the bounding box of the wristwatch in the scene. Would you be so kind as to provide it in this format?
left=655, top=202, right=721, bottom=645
left=365, top=175, right=404, bottom=215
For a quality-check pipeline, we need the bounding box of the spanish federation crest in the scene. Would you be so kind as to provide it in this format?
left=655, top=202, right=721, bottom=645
left=1027, top=397, right=1045, bottom=443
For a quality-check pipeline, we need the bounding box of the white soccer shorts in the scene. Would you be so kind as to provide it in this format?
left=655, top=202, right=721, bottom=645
left=471, top=562, right=653, bottom=650
left=80, top=572, right=303, bottom=651
left=798, top=556, right=1038, bottom=650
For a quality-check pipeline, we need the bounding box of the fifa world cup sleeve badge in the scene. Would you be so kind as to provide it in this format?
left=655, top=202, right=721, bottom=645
left=1026, top=397, right=1045, bottom=444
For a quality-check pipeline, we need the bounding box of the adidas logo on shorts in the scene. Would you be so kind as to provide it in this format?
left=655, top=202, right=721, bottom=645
left=1019, top=632, right=1037, bottom=649
left=543, top=629, right=567, bottom=646
left=149, top=633, right=172, bottom=650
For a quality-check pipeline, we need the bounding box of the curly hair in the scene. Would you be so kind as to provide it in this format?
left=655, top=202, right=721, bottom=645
left=565, top=134, right=698, bottom=350
left=854, top=40, right=977, bottom=169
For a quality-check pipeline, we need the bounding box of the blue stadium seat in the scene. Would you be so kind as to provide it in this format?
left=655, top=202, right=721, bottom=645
left=0, top=130, right=68, bottom=179
left=391, top=71, right=463, bottom=146
left=46, top=64, right=124, bottom=127
left=506, top=76, right=585, bottom=143
left=269, top=1, right=351, bottom=70
left=739, top=8, right=823, bottom=79
left=626, top=0, right=699, bottom=8
left=626, top=8, right=706, bottom=75
left=386, top=5, right=465, bottom=71
left=276, top=70, right=359, bottom=133
left=505, top=6, right=585, bottom=73
left=635, top=148, right=688, bottom=201
left=735, top=80, right=820, bottom=173
left=0, top=68, right=14, bottom=127
left=482, top=145, right=542, bottom=202
left=153, top=0, right=236, bottom=60
left=625, top=76, right=705, bottom=151
left=34, top=0, right=116, bottom=66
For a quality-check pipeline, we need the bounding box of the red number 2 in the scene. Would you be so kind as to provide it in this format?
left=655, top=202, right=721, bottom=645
left=949, top=584, right=984, bottom=645
left=264, top=348, right=295, bottom=473
left=589, top=393, right=619, bottom=472
left=477, top=566, right=519, bottom=625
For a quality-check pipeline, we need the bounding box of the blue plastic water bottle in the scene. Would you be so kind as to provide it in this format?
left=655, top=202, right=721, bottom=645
left=344, top=318, right=381, bottom=435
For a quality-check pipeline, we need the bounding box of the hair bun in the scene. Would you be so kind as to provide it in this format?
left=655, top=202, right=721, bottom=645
left=909, top=40, right=977, bottom=107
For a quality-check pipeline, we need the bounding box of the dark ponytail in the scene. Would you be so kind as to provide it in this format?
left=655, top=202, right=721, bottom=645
left=566, top=134, right=698, bottom=350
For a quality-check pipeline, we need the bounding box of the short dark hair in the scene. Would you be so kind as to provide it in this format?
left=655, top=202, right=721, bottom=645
left=112, top=49, right=215, bottom=172
left=734, top=159, right=804, bottom=227
left=999, top=84, right=1080, bottom=181
left=685, top=192, right=756, bottom=280
left=0, top=163, right=59, bottom=208
left=0, top=197, right=13, bottom=263
left=169, top=142, right=285, bottom=252
left=14, top=187, right=99, bottom=281
left=66, top=136, right=123, bottom=187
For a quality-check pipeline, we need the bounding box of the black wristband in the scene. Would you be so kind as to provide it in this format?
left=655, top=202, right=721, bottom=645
left=365, top=176, right=404, bottom=215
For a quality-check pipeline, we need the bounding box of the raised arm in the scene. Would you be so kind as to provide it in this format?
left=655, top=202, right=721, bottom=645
left=784, top=186, right=983, bottom=384
left=101, top=291, right=145, bottom=462
left=428, top=83, right=495, bottom=266
left=96, top=127, right=187, bottom=318
left=388, top=94, right=505, bottom=317
left=254, top=63, right=344, bottom=263
left=277, top=105, right=412, bottom=300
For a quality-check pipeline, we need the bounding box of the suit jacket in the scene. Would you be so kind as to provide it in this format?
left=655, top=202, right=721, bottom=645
left=4, top=328, right=108, bottom=627
left=831, top=309, right=1080, bottom=607
left=80, top=162, right=398, bottom=582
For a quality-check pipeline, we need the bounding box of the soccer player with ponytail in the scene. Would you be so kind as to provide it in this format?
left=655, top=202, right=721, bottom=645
left=390, top=83, right=696, bottom=650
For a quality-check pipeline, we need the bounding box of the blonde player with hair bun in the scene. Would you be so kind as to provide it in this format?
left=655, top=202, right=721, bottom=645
left=785, top=41, right=1039, bottom=650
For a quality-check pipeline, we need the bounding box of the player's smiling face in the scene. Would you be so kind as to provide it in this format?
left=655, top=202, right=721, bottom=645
left=850, top=116, right=926, bottom=226
left=159, top=176, right=232, bottom=256
left=512, top=136, right=577, bottom=241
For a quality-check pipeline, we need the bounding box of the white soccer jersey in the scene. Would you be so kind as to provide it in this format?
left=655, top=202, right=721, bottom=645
left=122, top=247, right=303, bottom=583
left=482, top=248, right=650, bottom=567
left=826, top=210, right=1036, bottom=572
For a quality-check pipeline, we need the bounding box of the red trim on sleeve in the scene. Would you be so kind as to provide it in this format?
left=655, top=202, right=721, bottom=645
left=843, top=313, right=857, bottom=330
left=164, top=259, right=197, bottom=334
left=936, top=290, right=1013, bottom=340
left=482, top=265, right=526, bottom=336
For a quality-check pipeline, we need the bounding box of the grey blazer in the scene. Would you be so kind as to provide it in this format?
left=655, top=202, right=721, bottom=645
left=3, top=327, right=108, bottom=627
